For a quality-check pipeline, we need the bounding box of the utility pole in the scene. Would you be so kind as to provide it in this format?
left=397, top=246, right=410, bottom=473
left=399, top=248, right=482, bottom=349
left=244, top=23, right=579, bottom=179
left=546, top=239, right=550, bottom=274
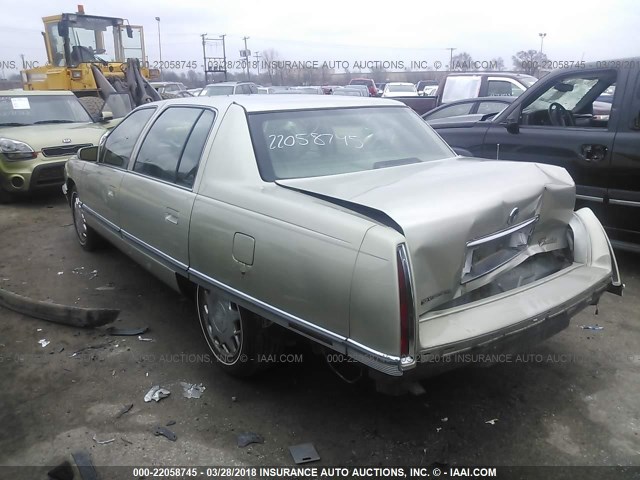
left=201, top=34, right=208, bottom=84
left=20, top=54, right=25, bottom=69
left=538, top=33, right=547, bottom=54
left=446, top=47, right=456, bottom=71
left=155, top=17, right=163, bottom=80
left=254, top=51, right=261, bottom=76
left=220, top=34, right=227, bottom=81
left=242, top=36, right=250, bottom=81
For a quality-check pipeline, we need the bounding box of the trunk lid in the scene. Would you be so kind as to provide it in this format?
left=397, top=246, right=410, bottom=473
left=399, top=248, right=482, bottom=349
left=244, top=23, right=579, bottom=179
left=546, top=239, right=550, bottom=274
left=278, top=158, right=576, bottom=314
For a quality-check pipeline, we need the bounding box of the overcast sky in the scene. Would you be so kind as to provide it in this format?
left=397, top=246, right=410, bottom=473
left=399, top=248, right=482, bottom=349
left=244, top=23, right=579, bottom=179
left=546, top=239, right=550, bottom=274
left=1, top=0, right=639, bottom=76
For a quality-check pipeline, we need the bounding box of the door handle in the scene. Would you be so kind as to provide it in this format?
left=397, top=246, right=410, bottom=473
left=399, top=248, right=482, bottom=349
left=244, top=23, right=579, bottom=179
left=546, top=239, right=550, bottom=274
left=580, top=144, right=607, bottom=162
left=164, top=214, right=178, bottom=225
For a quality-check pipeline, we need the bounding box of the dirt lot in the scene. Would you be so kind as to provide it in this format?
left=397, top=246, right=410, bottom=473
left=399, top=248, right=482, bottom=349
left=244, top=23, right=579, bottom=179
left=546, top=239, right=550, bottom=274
left=1, top=192, right=639, bottom=479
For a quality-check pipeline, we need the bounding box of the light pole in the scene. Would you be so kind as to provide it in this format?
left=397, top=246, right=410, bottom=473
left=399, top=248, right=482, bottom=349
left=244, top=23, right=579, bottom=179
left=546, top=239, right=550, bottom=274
left=539, top=33, right=546, bottom=54
left=155, top=16, right=163, bottom=80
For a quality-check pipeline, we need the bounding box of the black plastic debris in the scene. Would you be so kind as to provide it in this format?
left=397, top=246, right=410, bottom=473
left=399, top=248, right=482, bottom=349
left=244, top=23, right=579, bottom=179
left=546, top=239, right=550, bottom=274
left=289, top=443, right=320, bottom=464
left=166, top=420, right=176, bottom=426
left=154, top=426, right=177, bottom=441
left=237, top=432, right=264, bottom=447
left=72, top=450, right=98, bottom=480
left=106, top=326, right=148, bottom=336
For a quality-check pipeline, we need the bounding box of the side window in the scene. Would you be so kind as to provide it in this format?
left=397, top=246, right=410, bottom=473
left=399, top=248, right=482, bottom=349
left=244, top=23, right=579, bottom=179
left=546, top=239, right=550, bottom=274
left=427, top=102, right=473, bottom=120
left=100, top=108, right=155, bottom=167
left=133, top=107, right=203, bottom=182
left=487, top=80, right=515, bottom=96
left=477, top=101, right=508, bottom=115
left=176, top=110, right=215, bottom=188
left=249, top=84, right=258, bottom=94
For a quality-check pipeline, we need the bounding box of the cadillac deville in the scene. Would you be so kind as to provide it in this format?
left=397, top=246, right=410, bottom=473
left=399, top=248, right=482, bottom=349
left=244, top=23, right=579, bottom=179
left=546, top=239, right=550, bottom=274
left=63, top=95, right=623, bottom=392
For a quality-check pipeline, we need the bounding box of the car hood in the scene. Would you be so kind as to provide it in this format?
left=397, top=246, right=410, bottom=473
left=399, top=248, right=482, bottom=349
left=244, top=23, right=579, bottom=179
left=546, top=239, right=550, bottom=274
left=278, top=158, right=576, bottom=313
left=0, top=122, right=106, bottom=150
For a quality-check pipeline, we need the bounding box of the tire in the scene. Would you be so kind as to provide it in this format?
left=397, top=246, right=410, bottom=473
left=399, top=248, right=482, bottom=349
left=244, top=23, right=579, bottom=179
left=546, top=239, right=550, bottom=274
left=196, top=285, right=278, bottom=377
left=78, top=96, right=106, bottom=122
left=70, top=186, right=101, bottom=251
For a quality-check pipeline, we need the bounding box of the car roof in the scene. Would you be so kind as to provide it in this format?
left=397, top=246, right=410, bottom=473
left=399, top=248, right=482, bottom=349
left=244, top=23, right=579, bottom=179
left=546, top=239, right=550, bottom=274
left=386, top=82, right=414, bottom=85
left=0, top=89, right=76, bottom=96
left=204, top=82, right=253, bottom=87
left=149, top=95, right=403, bottom=113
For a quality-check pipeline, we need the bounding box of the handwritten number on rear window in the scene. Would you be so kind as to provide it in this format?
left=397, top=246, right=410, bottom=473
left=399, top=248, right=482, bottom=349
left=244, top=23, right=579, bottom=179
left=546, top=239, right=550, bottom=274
left=268, top=133, right=364, bottom=150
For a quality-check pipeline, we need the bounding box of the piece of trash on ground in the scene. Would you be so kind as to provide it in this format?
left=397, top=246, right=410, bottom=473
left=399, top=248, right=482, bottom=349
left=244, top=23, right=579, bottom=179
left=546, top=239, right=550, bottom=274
left=115, top=403, right=133, bottom=418
left=36, top=328, right=42, bottom=332
left=96, top=285, right=115, bottom=291
left=38, top=339, right=50, bottom=348
left=181, top=382, right=206, bottom=399
left=92, top=434, right=115, bottom=445
left=144, top=385, right=170, bottom=402
left=138, top=335, right=154, bottom=342
left=581, top=325, right=604, bottom=331
left=166, top=420, right=176, bottom=426
left=237, top=432, right=264, bottom=448
left=106, top=326, right=148, bottom=336
left=441, top=417, right=448, bottom=422
left=485, top=419, right=499, bottom=425
left=436, top=427, right=442, bottom=433
left=57, top=272, right=64, bottom=276
left=89, top=270, right=98, bottom=280
left=289, top=443, right=320, bottom=464
left=121, top=437, right=133, bottom=445
left=154, top=426, right=177, bottom=442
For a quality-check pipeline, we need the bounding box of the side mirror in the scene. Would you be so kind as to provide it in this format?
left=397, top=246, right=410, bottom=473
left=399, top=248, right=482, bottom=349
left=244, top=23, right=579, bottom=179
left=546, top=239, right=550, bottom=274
left=77, top=146, right=98, bottom=162
left=505, top=118, right=520, bottom=134
left=100, top=111, right=114, bottom=122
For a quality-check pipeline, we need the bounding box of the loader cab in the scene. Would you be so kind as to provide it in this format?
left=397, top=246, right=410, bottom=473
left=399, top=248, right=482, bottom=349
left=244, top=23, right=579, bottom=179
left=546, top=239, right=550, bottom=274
left=43, top=12, right=145, bottom=68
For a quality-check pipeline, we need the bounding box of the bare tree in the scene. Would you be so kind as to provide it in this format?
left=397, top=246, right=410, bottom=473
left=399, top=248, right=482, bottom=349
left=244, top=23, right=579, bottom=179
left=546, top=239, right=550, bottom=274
left=512, top=50, right=549, bottom=76
left=487, top=57, right=505, bottom=71
left=450, top=52, right=474, bottom=71
left=262, top=48, right=279, bottom=85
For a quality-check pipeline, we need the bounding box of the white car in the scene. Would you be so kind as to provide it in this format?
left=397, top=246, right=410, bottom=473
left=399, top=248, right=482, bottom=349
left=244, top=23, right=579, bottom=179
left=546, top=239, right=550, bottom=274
left=383, top=82, right=419, bottom=98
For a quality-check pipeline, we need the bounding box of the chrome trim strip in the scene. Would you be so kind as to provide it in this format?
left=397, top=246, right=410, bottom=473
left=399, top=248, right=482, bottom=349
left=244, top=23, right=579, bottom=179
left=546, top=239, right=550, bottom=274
left=121, top=230, right=188, bottom=272
left=576, top=194, right=604, bottom=203
left=397, top=243, right=417, bottom=370
left=467, top=215, right=539, bottom=247
left=609, top=198, right=640, bottom=207
left=189, top=268, right=403, bottom=371
left=81, top=204, right=120, bottom=233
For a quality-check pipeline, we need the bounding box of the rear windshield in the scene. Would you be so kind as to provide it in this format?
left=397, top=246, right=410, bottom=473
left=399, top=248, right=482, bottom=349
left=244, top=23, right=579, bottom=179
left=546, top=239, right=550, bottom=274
left=248, top=107, right=453, bottom=181
left=349, top=80, right=371, bottom=86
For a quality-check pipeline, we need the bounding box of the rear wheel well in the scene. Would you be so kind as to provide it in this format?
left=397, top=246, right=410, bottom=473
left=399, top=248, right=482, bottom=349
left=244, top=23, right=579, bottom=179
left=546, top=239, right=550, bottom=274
left=65, top=178, right=76, bottom=206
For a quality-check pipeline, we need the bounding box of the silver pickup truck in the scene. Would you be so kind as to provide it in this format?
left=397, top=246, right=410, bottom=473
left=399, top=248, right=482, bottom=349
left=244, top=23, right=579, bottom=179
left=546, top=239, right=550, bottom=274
left=63, top=95, right=622, bottom=393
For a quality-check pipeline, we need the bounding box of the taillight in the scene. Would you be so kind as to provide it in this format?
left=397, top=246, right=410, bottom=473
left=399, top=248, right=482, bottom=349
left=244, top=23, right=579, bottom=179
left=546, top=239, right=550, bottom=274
left=396, top=244, right=415, bottom=357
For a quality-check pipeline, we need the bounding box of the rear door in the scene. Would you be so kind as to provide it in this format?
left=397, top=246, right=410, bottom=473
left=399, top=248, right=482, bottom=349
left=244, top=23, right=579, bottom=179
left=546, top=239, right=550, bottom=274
left=118, top=106, right=216, bottom=272
left=481, top=68, right=623, bottom=219
left=80, top=107, right=155, bottom=234
left=608, top=66, right=640, bottom=245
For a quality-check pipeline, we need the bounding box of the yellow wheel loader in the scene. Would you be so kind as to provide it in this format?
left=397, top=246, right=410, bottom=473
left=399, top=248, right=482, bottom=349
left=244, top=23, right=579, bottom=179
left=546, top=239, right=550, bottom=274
left=21, top=6, right=163, bottom=119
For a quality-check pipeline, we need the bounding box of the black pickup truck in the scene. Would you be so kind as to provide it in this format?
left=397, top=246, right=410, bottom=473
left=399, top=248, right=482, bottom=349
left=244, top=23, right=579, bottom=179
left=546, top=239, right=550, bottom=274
left=431, top=58, right=640, bottom=250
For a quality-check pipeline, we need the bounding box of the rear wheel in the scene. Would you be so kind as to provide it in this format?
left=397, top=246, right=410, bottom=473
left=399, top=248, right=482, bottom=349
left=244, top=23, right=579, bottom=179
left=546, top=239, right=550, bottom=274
left=78, top=96, right=106, bottom=122
left=70, top=186, right=101, bottom=251
left=196, top=285, right=276, bottom=377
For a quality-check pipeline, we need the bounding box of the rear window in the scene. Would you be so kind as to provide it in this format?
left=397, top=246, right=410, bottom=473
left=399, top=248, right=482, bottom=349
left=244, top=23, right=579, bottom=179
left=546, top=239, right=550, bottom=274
left=248, top=107, right=453, bottom=181
left=349, top=79, right=371, bottom=86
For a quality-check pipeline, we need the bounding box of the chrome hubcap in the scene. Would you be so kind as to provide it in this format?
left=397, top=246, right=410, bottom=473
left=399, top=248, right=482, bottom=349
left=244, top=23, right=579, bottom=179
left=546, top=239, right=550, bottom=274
left=198, top=288, right=242, bottom=364
left=73, top=195, right=87, bottom=243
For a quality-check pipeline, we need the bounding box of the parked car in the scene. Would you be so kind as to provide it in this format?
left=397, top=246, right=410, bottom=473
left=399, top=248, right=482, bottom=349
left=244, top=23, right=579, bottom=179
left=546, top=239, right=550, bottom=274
left=63, top=95, right=621, bottom=392
left=422, top=85, right=438, bottom=96
left=337, top=85, right=370, bottom=97
left=382, top=82, right=419, bottom=98
left=332, top=87, right=368, bottom=96
left=375, top=83, right=387, bottom=96
left=348, top=78, right=377, bottom=96
left=416, top=80, right=438, bottom=95
left=423, top=96, right=516, bottom=121
left=0, top=90, right=110, bottom=202
left=187, top=88, right=203, bottom=97
left=150, top=82, right=187, bottom=95
left=432, top=59, right=639, bottom=249
left=393, top=73, right=539, bottom=116
left=291, top=86, right=324, bottom=94
left=200, top=82, right=259, bottom=96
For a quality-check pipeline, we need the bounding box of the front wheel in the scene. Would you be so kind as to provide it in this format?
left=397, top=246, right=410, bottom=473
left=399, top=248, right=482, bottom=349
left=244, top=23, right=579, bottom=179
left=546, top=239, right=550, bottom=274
left=196, top=285, right=276, bottom=377
left=70, top=186, right=101, bottom=251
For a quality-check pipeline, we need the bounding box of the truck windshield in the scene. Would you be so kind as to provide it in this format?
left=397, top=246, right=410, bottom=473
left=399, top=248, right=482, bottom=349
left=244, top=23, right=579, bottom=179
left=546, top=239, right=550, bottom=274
left=0, top=95, right=93, bottom=125
left=248, top=106, right=454, bottom=181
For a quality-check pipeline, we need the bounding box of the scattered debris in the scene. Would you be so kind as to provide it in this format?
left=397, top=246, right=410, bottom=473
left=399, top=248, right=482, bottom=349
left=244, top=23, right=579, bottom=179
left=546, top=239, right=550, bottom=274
left=166, top=420, right=176, bottom=426
left=72, top=267, right=85, bottom=274
left=72, top=450, right=98, bottom=480
left=92, top=434, right=115, bottom=445
left=154, top=426, right=177, bottom=442
left=106, top=326, right=148, bottom=336
left=36, top=328, right=42, bottom=332
left=57, top=346, right=64, bottom=353
left=237, top=432, right=264, bottom=448
left=0, top=286, right=119, bottom=328
left=144, top=386, right=170, bottom=402
left=289, top=443, right=320, bottom=464
left=581, top=325, right=604, bottom=331
left=89, top=270, right=98, bottom=280
left=57, top=272, right=64, bottom=276
left=96, top=285, right=116, bottom=291
left=181, top=382, right=206, bottom=399
left=441, top=417, right=448, bottom=422
left=485, top=419, right=499, bottom=425
left=115, top=403, right=134, bottom=419
left=436, top=427, right=442, bottom=433
left=71, top=341, right=115, bottom=357
left=121, top=437, right=133, bottom=445
left=138, top=335, right=154, bottom=342
left=38, top=339, right=50, bottom=348
left=231, top=396, right=237, bottom=402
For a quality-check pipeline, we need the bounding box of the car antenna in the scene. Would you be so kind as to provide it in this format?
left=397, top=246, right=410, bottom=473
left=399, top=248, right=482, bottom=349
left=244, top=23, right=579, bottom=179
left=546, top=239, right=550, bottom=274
left=496, top=143, right=500, bottom=160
